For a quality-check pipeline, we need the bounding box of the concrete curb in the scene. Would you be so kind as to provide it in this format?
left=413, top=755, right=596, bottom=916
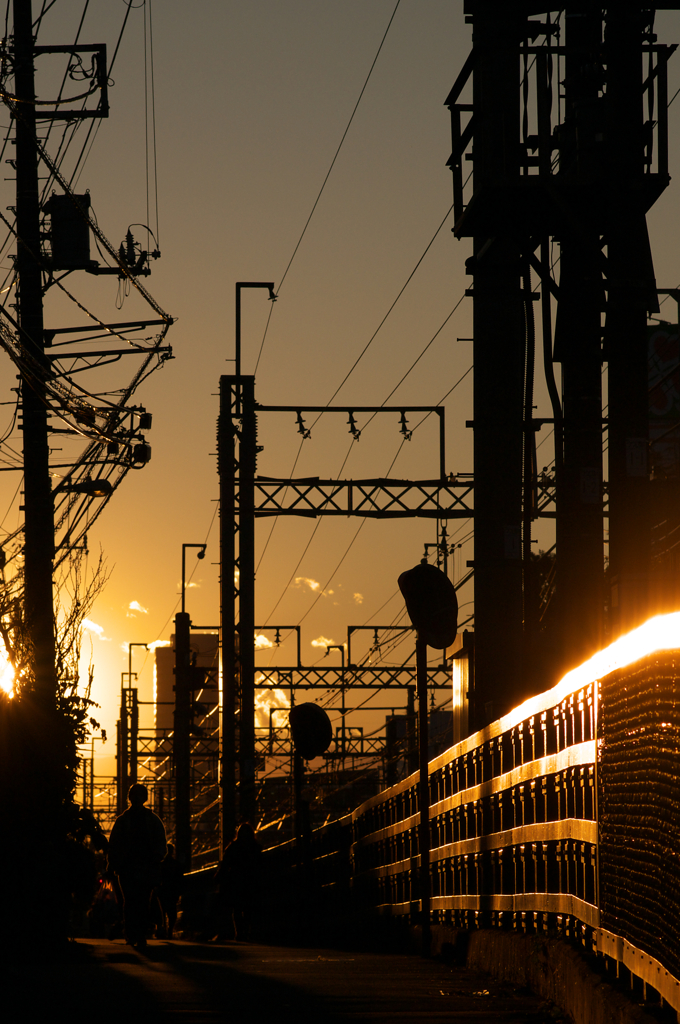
left=441, top=928, right=659, bottom=1024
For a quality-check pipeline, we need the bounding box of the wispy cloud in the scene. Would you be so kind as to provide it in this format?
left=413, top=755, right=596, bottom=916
left=83, top=618, right=110, bottom=641
left=294, top=576, right=324, bottom=594
left=353, top=593, right=364, bottom=605
left=127, top=600, right=149, bottom=618
left=311, top=635, right=335, bottom=649
left=121, top=639, right=163, bottom=655
left=255, top=633, right=274, bottom=650
left=253, top=681, right=290, bottom=730
left=121, top=639, right=171, bottom=653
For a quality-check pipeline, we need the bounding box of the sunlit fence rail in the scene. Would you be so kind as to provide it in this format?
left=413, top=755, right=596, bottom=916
left=265, top=614, right=680, bottom=1013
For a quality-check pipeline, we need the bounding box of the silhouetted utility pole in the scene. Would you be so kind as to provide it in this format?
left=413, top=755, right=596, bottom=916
left=13, top=0, right=57, bottom=711
left=605, top=8, right=660, bottom=635
left=218, top=376, right=236, bottom=846
left=448, top=4, right=673, bottom=716
left=553, top=8, right=605, bottom=667
left=174, top=610, right=192, bottom=867
left=238, top=379, right=257, bottom=826
left=218, top=284, right=275, bottom=846
left=467, top=3, right=526, bottom=720
left=416, top=635, right=431, bottom=956
left=116, top=684, right=138, bottom=814
left=218, top=392, right=474, bottom=841
left=116, top=708, right=127, bottom=816
left=219, top=373, right=257, bottom=842
left=407, top=684, right=418, bottom=776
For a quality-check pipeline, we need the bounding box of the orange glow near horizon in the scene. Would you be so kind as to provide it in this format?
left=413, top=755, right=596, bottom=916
left=500, top=612, right=680, bottom=735
left=562, top=612, right=680, bottom=693
left=254, top=680, right=290, bottom=730
left=534, top=612, right=680, bottom=721
left=0, top=637, right=15, bottom=697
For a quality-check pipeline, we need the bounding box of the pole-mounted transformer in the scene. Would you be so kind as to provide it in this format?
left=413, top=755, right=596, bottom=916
left=44, top=193, right=95, bottom=271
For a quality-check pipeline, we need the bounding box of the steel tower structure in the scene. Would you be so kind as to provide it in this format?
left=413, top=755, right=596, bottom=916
left=447, top=2, right=675, bottom=721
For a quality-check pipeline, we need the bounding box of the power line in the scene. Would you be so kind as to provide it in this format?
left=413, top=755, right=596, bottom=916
left=254, top=0, right=403, bottom=375
left=310, top=203, right=454, bottom=425
left=255, top=206, right=459, bottom=593
left=66, top=0, right=136, bottom=189
left=359, top=296, right=467, bottom=439
left=276, top=0, right=401, bottom=298
left=143, top=0, right=160, bottom=248
left=137, top=499, right=221, bottom=678
left=255, top=437, right=305, bottom=575
left=295, top=439, right=408, bottom=627
left=258, top=353, right=473, bottom=630
left=38, top=0, right=91, bottom=193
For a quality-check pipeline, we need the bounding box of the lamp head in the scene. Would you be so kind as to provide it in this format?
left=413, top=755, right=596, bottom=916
left=57, top=478, right=113, bottom=498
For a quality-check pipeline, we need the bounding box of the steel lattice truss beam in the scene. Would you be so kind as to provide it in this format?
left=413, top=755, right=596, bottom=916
left=255, top=665, right=451, bottom=690
left=253, top=478, right=474, bottom=518
left=255, top=734, right=387, bottom=757
left=190, top=765, right=218, bottom=784
left=137, top=735, right=218, bottom=759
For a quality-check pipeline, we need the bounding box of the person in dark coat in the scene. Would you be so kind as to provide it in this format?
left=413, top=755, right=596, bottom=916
left=107, top=783, right=167, bottom=949
left=157, top=843, right=184, bottom=938
left=215, top=822, right=262, bottom=940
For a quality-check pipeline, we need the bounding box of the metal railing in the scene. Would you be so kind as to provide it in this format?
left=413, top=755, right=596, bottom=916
left=264, top=614, right=680, bottom=1013
left=349, top=674, right=598, bottom=933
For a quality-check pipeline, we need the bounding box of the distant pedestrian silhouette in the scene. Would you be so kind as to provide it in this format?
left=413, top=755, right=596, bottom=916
left=108, top=783, right=167, bottom=949
left=88, top=877, right=119, bottom=938
left=158, top=843, right=184, bottom=938
left=215, top=822, right=262, bottom=940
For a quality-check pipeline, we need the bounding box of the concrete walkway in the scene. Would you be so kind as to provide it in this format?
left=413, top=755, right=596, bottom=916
left=8, top=938, right=565, bottom=1023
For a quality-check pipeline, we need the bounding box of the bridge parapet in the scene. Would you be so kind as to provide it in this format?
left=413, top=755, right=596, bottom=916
left=265, top=613, right=680, bottom=1011
left=597, top=647, right=680, bottom=1002
left=349, top=673, right=598, bottom=935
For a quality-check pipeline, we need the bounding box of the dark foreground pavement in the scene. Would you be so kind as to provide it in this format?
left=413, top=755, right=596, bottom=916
left=7, top=938, right=566, bottom=1024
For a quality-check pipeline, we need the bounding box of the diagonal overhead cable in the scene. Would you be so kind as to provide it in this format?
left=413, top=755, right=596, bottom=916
left=312, top=202, right=454, bottom=417
left=254, top=0, right=402, bottom=373
left=276, top=0, right=401, bottom=294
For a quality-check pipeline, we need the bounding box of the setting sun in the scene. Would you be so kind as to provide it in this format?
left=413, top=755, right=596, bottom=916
left=0, top=637, right=15, bottom=697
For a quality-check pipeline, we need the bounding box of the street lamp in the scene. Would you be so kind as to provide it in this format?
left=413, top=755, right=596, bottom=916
left=175, top=541, right=206, bottom=869
left=84, top=732, right=107, bottom=811
left=128, top=641, right=150, bottom=691
left=221, top=282, right=275, bottom=837
left=181, top=543, right=206, bottom=615
left=122, top=642, right=149, bottom=793
left=235, top=281, right=277, bottom=381
left=58, top=477, right=113, bottom=497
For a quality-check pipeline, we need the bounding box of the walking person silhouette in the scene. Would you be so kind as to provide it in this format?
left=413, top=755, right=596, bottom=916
left=108, top=783, right=167, bottom=949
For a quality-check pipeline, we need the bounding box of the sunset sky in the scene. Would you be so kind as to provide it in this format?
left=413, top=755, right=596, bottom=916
left=2, top=2, right=680, bottom=773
